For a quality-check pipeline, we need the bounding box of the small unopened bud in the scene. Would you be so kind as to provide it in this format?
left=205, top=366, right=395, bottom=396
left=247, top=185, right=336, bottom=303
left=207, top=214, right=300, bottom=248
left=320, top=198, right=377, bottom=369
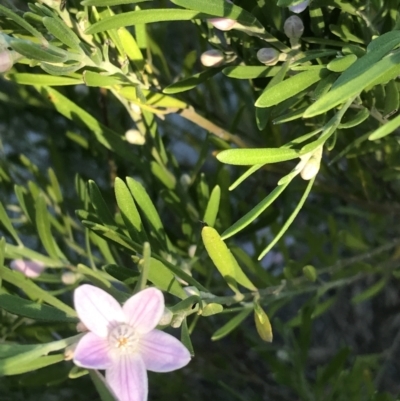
left=300, top=145, right=323, bottom=180
left=188, top=244, right=197, bottom=258
left=288, top=0, right=309, bottom=13
left=76, top=321, right=88, bottom=332
left=179, top=173, right=191, bottom=189
left=171, top=311, right=186, bottom=328
left=257, top=47, right=280, bottom=66
left=284, top=15, right=304, bottom=49
left=125, top=129, right=145, bottom=145
left=209, top=17, right=236, bottom=31
left=0, top=50, right=13, bottom=73
left=61, top=272, right=79, bottom=285
left=201, top=49, right=225, bottom=67
left=302, top=265, right=317, bottom=282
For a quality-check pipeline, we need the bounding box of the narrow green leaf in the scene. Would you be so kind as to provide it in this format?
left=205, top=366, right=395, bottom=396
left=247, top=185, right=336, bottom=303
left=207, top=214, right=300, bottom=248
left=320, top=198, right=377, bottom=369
left=368, top=113, right=400, bottom=140
left=0, top=202, right=22, bottom=246
left=202, top=303, right=223, bottom=317
left=202, top=226, right=256, bottom=291
left=217, top=147, right=299, bottom=166
left=83, top=71, right=126, bottom=87
left=223, top=66, right=280, bottom=79
left=304, top=31, right=400, bottom=117
left=0, top=266, right=76, bottom=316
left=135, top=242, right=151, bottom=292
left=211, top=308, right=252, bottom=340
left=0, top=238, right=5, bottom=269
left=327, top=54, right=357, bottom=72
left=255, top=68, right=325, bottom=108
left=351, top=278, right=386, bottom=304
left=38, top=87, right=134, bottom=161
left=114, top=177, right=146, bottom=242
left=42, top=17, right=81, bottom=49
left=221, top=183, right=289, bottom=240
left=89, top=370, right=117, bottom=401
left=88, top=180, right=116, bottom=227
left=148, top=258, right=186, bottom=299
left=86, top=9, right=211, bottom=34
left=35, top=194, right=66, bottom=261
left=82, top=0, right=150, bottom=5
left=258, top=178, right=315, bottom=260
left=0, top=294, right=78, bottom=322
left=203, top=185, right=220, bottom=227
left=6, top=73, right=83, bottom=86
left=163, top=68, right=223, bottom=94
left=339, top=108, right=369, bottom=129
left=10, top=39, right=68, bottom=63
left=229, top=164, right=263, bottom=191
left=5, top=243, right=62, bottom=267
left=4, top=354, right=65, bottom=376
left=181, top=319, right=194, bottom=356
left=48, top=168, right=63, bottom=204
left=103, top=264, right=139, bottom=283
left=40, top=62, right=83, bottom=76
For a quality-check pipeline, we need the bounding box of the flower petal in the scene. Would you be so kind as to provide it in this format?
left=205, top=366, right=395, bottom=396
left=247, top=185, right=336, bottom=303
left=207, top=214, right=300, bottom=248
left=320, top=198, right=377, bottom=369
left=106, top=354, right=147, bottom=401
left=74, top=285, right=125, bottom=338
left=123, top=288, right=164, bottom=334
left=10, top=259, right=45, bottom=278
left=140, top=330, right=191, bottom=372
left=73, top=332, right=112, bottom=369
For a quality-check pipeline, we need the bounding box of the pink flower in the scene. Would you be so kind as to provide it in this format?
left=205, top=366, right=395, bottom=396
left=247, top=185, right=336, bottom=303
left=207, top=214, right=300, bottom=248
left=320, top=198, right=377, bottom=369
left=10, top=259, right=45, bottom=278
left=209, top=17, right=236, bottom=31
left=73, top=285, right=191, bottom=401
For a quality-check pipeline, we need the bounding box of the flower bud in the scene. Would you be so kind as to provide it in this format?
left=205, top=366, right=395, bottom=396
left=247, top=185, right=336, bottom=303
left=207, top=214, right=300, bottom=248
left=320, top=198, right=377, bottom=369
left=256, top=47, right=280, bottom=66
left=300, top=145, right=323, bottom=180
left=0, top=50, right=13, bottom=73
left=125, top=128, right=145, bottom=145
left=209, top=17, right=236, bottom=31
left=200, top=49, right=225, bottom=67
left=284, top=15, right=304, bottom=39
left=288, top=0, right=309, bottom=13
left=158, top=307, right=173, bottom=326
left=62, top=271, right=79, bottom=285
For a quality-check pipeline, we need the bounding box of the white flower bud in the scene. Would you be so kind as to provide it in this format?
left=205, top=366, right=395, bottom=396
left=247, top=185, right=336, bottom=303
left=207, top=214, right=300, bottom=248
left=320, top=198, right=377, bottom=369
left=61, top=272, right=79, bottom=285
left=188, top=244, right=197, bottom=258
left=256, top=47, right=280, bottom=66
left=179, top=173, right=191, bottom=188
left=300, top=145, right=323, bottom=180
left=200, top=49, right=225, bottom=67
left=209, top=17, right=236, bottom=31
left=284, top=15, right=304, bottom=39
left=64, top=343, right=77, bottom=361
left=125, top=129, right=145, bottom=145
left=0, top=50, right=13, bottom=73
left=288, top=0, right=309, bottom=13
left=130, top=103, right=141, bottom=114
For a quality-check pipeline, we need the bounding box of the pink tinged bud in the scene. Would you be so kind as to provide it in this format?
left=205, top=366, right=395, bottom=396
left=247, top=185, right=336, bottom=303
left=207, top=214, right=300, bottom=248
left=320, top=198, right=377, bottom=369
left=10, top=259, right=45, bottom=278
left=284, top=15, right=304, bottom=39
left=200, top=49, right=225, bottom=67
left=257, top=48, right=280, bottom=66
left=209, top=17, right=236, bottom=31
left=0, top=51, right=13, bottom=73
left=288, top=0, right=309, bottom=13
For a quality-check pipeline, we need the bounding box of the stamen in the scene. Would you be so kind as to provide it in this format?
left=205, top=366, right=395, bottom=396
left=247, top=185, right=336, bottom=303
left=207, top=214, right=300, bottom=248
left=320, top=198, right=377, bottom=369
left=108, top=323, right=140, bottom=355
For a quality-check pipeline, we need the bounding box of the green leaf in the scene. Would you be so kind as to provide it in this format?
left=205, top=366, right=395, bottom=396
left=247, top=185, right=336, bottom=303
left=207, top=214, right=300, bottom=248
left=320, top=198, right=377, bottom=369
left=0, top=4, right=46, bottom=42
left=0, top=294, right=78, bottom=322
left=5, top=243, right=62, bottom=267
left=223, top=66, right=280, bottom=79
left=351, top=278, right=386, bottom=304
left=229, top=164, right=263, bottom=191
left=83, top=70, right=126, bottom=87
left=203, top=185, right=220, bottom=227
left=0, top=202, right=22, bottom=246
left=114, top=177, right=146, bottom=242
left=103, top=264, right=139, bottom=282
left=89, top=370, right=117, bottom=401
left=37, top=87, right=134, bottom=161
left=254, top=302, right=273, bottom=342
left=255, top=68, right=325, bottom=108
left=258, top=178, right=315, bottom=260
left=81, top=0, right=149, bottom=5
left=40, top=62, right=83, bottom=76
left=211, top=308, right=252, bottom=340
left=9, top=39, right=68, bottom=63
left=85, top=9, right=211, bottom=34
left=221, top=183, right=288, bottom=240
left=202, top=226, right=256, bottom=291
left=135, top=242, right=151, bottom=292
left=35, top=194, right=66, bottom=261
left=304, top=31, right=400, bottom=117
left=164, top=68, right=223, bottom=94
left=217, top=147, right=299, bottom=166
left=148, top=258, right=187, bottom=299
left=368, top=113, right=400, bottom=140
left=6, top=73, right=83, bottom=86
left=0, top=335, right=80, bottom=376
left=0, top=265, right=76, bottom=316
left=339, top=108, right=369, bottom=129
left=180, top=319, right=194, bottom=356
left=327, top=54, right=357, bottom=72
left=42, top=17, right=81, bottom=49
left=88, top=180, right=116, bottom=228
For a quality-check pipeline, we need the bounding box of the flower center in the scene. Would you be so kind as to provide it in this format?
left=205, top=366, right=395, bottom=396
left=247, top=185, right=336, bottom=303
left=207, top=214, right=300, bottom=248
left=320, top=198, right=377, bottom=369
left=108, top=323, right=140, bottom=355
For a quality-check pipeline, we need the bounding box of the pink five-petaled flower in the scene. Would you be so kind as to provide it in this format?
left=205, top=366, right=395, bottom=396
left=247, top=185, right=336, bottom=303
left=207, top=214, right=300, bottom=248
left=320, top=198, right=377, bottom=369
left=73, top=285, right=191, bottom=401
left=10, top=259, right=45, bottom=278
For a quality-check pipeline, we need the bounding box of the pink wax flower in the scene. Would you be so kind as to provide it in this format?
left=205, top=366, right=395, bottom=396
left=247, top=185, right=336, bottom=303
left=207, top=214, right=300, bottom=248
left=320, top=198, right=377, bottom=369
left=73, top=285, right=191, bottom=401
left=10, top=259, right=45, bottom=278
